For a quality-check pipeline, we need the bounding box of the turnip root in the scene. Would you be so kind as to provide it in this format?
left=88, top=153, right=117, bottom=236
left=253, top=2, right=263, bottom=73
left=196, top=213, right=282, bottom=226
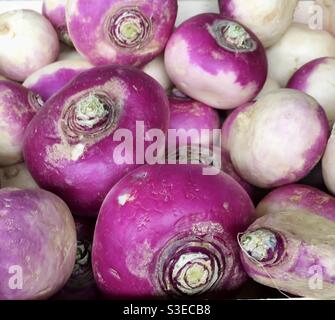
left=66, top=0, right=178, bottom=67
left=240, top=184, right=335, bottom=299
left=23, top=60, right=93, bottom=101
left=142, top=55, right=172, bottom=91
left=219, top=0, right=298, bottom=48
left=92, top=164, right=255, bottom=298
left=0, top=10, right=59, bottom=82
left=267, top=23, right=335, bottom=86
left=23, top=65, right=170, bottom=217
left=0, top=80, right=40, bottom=166
left=0, top=163, right=38, bottom=189
left=0, top=188, right=76, bottom=300
left=165, top=13, right=267, bottom=110
left=288, top=57, right=335, bottom=126
left=227, top=89, right=329, bottom=188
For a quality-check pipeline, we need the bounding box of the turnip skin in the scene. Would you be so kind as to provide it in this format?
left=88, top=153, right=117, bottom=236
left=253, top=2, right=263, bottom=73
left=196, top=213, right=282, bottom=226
left=23, top=60, right=93, bottom=101
left=43, top=0, right=72, bottom=46
left=92, top=164, right=255, bottom=298
left=227, top=89, right=329, bottom=188
left=164, top=13, right=267, bottom=110
left=0, top=10, right=59, bottom=82
left=0, top=81, right=40, bottom=166
left=267, top=23, right=335, bottom=87
left=219, top=0, right=298, bottom=48
left=66, top=0, right=178, bottom=67
left=0, top=163, right=38, bottom=189
left=255, top=78, right=280, bottom=100
left=288, top=57, right=335, bottom=126
left=0, top=188, right=76, bottom=300
left=322, top=127, right=335, bottom=195
left=23, top=65, right=170, bottom=217
left=240, top=184, right=335, bottom=299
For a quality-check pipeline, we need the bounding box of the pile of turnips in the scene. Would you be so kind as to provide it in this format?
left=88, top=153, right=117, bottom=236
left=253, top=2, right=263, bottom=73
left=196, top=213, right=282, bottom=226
left=1, top=0, right=335, bottom=300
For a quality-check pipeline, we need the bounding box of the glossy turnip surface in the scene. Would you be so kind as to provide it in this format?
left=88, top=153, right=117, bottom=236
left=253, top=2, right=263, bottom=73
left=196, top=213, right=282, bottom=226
left=0, top=188, right=76, bottom=300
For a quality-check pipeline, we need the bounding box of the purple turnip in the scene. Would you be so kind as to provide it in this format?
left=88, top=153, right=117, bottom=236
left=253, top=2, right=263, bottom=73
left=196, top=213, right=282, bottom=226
left=0, top=163, right=38, bottom=189
left=43, top=0, right=72, bottom=46
left=164, top=13, right=267, bottom=110
left=0, top=10, right=59, bottom=82
left=218, top=0, right=298, bottom=48
left=92, top=164, right=255, bottom=298
left=225, top=89, right=329, bottom=188
left=0, top=188, right=76, bottom=300
left=267, top=23, right=335, bottom=86
left=23, top=65, right=170, bottom=217
left=23, top=60, right=93, bottom=102
left=66, top=0, right=178, bottom=67
left=288, top=57, right=335, bottom=126
left=239, top=184, right=335, bottom=299
left=0, top=80, right=41, bottom=166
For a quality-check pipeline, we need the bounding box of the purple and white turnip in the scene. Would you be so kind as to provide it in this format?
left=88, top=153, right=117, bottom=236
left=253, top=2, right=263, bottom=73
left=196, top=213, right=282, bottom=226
left=219, top=0, right=298, bottom=48
left=92, top=164, right=255, bottom=298
left=23, top=65, right=170, bottom=217
left=225, top=89, right=329, bottom=188
left=0, top=188, right=77, bottom=300
left=240, top=184, right=335, bottom=299
left=0, top=10, right=59, bottom=82
left=0, top=80, right=40, bottom=166
left=66, top=0, right=178, bottom=67
left=165, top=13, right=267, bottom=110
left=23, top=60, right=93, bottom=101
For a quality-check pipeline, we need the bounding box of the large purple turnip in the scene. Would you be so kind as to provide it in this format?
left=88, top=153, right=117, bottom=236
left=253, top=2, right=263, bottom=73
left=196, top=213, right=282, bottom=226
left=66, top=0, right=178, bottom=67
left=23, top=65, right=170, bottom=217
left=164, top=13, right=267, bottom=110
left=0, top=10, right=59, bottom=82
left=92, top=164, right=255, bottom=298
left=240, top=184, right=335, bottom=299
left=225, top=89, right=329, bottom=188
left=0, top=188, right=77, bottom=300
left=0, top=80, right=41, bottom=166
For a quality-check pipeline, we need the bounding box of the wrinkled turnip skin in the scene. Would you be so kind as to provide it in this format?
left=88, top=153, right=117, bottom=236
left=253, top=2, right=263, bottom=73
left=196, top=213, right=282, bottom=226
left=241, top=184, right=335, bottom=299
left=219, top=0, right=298, bottom=48
left=43, top=0, right=72, bottom=46
left=0, top=81, right=38, bottom=166
left=93, top=164, right=255, bottom=298
left=322, top=127, right=335, bottom=195
left=0, top=163, right=38, bottom=189
left=168, top=95, right=220, bottom=146
left=142, top=55, right=172, bottom=91
left=23, top=66, right=170, bottom=217
left=0, top=10, right=59, bottom=82
left=66, top=0, right=178, bottom=67
left=165, top=14, right=267, bottom=110
left=228, top=89, right=329, bottom=188
left=23, top=60, right=93, bottom=101
left=0, top=188, right=76, bottom=300
left=288, top=58, right=335, bottom=126
left=267, top=23, right=335, bottom=87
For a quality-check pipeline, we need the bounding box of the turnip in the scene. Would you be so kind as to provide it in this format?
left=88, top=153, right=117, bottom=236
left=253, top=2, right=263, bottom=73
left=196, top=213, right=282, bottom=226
left=288, top=57, right=335, bottom=126
left=142, top=55, right=172, bottom=91
left=226, top=89, right=329, bottom=188
left=23, top=65, right=170, bottom=217
left=53, top=217, right=99, bottom=300
left=218, top=0, right=298, bottom=48
left=256, top=77, right=280, bottom=100
left=165, top=14, right=267, bottom=110
left=315, top=0, right=335, bottom=36
left=168, top=90, right=221, bottom=147
left=43, top=0, right=72, bottom=46
left=267, top=23, right=335, bottom=86
left=0, top=163, right=38, bottom=189
left=0, top=188, right=76, bottom=300
left=239, top=184, right=335, bottom=299
left=0, top=80, right=41, bottom=166
left=66, top=0, right=178, bottom=67
left=0, top=10, right=59, bottom=82
left=92, top=164, right=255, bottom=298
left=322, top=126, right=335, bottom=195
left=23, top=60, right=93, bottom=101
left=58, top=44, right=85, bottom=61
